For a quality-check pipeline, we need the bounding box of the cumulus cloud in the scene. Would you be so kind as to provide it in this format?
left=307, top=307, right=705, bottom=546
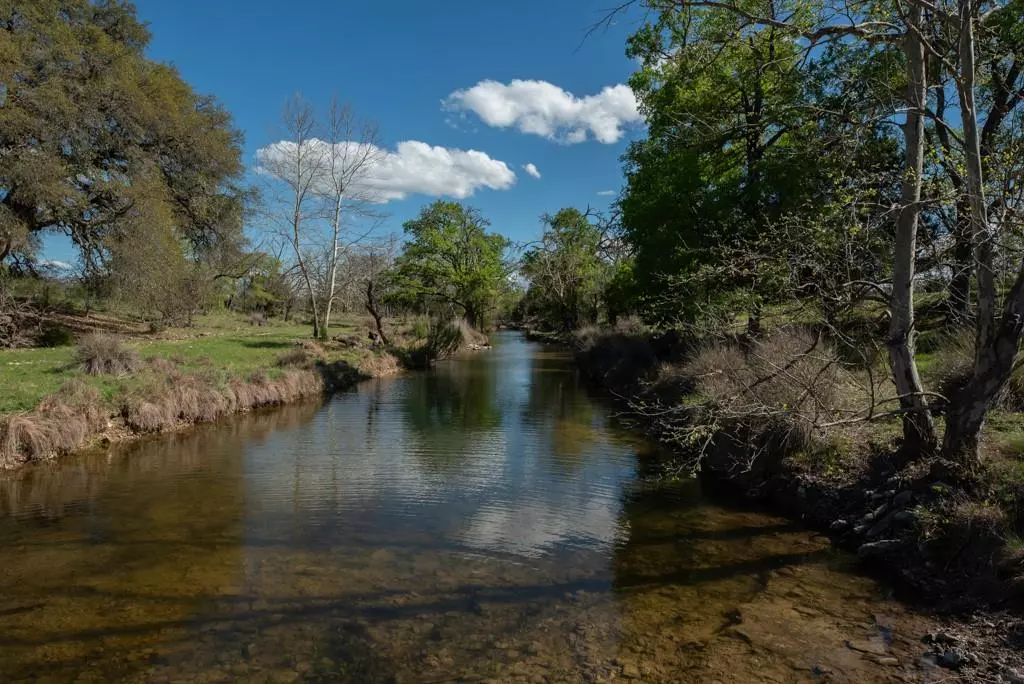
left=255, top=139, right=516, bottom=203
left=596, top=190, right=616, bottom=197
left=444, top=79, right=641, bottom=144
left=522, top=162, right=541, bottom=179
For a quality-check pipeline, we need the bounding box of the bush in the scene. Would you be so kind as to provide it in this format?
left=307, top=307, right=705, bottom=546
left=37, top=322, right=74, bottom=347
left=411, top=318, right=429, bottom=340
left=678, top=328, right=864, bottom=457
left=73, top=333, right=140, bottom=375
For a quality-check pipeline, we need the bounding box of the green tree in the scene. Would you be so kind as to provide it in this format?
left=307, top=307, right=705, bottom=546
left=521, top=208, right=609, bottom=331
left=1, top=0, right=247, bottom=273
left=623, top=1, right=811, bottom=330
left=390, top=201, right=510, bottom=329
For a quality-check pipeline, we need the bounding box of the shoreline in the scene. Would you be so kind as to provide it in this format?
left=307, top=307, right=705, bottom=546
left=0, top=350, right=402, bottom=472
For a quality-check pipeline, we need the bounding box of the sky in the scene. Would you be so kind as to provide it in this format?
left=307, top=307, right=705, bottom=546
left=42, top=0, right=648, bottom=264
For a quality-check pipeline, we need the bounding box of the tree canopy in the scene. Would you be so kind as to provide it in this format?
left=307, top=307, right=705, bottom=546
left=389, top=201, right=510, bottom=328
left=1, top=0, right=248, bottom=273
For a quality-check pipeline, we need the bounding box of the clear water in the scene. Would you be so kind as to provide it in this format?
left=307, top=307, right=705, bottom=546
left=0, top=332, right=935, bottom=683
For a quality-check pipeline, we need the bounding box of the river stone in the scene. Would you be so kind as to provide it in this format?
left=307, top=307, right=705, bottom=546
left=892, top=490, right=914, bottom=507
left=866, top=513, right=895, bottom=538
left=857, top=539, right=903, bottom=557
left=939, top=649, right=965, bottom=669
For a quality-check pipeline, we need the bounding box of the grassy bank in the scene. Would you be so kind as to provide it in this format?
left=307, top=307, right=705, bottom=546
left=569, top=320, right=1024, bottom=613
left=0, top=312, right=405, bottom=469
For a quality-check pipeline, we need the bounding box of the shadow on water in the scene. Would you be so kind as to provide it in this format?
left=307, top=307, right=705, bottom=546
left=0, top=332, right=934, bottom=683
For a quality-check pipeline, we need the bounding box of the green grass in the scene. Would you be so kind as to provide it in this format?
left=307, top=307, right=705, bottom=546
left=0, top=312, right=369, bottom=414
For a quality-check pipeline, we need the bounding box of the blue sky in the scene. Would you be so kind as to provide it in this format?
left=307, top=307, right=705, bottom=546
left=43, top=0, right=646, bottom=263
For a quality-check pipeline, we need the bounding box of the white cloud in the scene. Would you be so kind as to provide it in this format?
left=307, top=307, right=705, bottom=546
left=443, top=79, right=641, bottom=144
left=596, top=190, right=616, bottom=197
left=39, top=259, right=72, bottom=271
left=522, top=162, right=541, bottom=179
left=255, top=139, right=516, bottom=203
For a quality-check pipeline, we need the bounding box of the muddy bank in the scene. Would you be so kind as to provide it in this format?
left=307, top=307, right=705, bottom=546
left=0, top=354, right=394, bottom=471
left=571, top=327, right=1024, bottom=681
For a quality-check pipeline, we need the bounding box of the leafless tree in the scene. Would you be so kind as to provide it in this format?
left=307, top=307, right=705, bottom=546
left=316, top=98, right=385, bottom=338
left=258, top=94, right=328, bottom=337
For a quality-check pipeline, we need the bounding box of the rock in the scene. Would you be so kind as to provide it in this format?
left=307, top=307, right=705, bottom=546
left=876, top=657, right=899, bottom=666
left=857, top=539, right=903, bottom=557
left=923, top=632, right=959, bottom=646
left=893, top=490, right=914, bottom=507
left=622, top=663, right=641, bottom=679
left=939, top=649, right=964, bottom=669
left=892, top=510, right=916, bottom=526
left=845, top=639, right=888, bottom=656
left=1003, top=668, right=1024, bottom=684
left=866, top=513, right=895, bottom=538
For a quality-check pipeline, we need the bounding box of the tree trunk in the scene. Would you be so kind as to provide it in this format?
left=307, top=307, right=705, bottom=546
left=888, top=10, right=938, bottom=456
left=940, top=0, right=1012, bottom=465
left=747, top=301, right=763, bottom=338
left=365, top=280, right=389, bottom=346
left=322, top=195, right=343, bottom=340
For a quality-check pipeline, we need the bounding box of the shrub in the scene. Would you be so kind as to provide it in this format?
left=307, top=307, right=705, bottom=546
left=37, top=322, right=74, bottom=347
left=73, top=333, right=140, bottom=375
left=680, top=328, right=864, bottom=457
left=411, top=318, right=429, bottom=340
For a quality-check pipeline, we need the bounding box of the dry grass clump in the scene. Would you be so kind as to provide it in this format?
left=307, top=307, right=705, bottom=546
left=38, top=379, right=107, bottom=432
left=145, top=355, right=178, bottom=374
left=277, top=346, right=314, bottom=368
left=359, top=351, right=401, bottom=377
left=0, top=380, right=109, bottom=468
left=73, top=333, right=140, bottom=375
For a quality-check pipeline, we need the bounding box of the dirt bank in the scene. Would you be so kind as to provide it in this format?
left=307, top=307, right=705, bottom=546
left=0, top=350, right=399, bottom=471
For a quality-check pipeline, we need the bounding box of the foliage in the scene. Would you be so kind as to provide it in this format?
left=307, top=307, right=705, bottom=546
left=520, top=208, right=610, bottom=330
left=621, top=3, right=902, bottom=327
left=389, top=201, right=510, bottom=328
left=1, top=0, right=248, bottom=273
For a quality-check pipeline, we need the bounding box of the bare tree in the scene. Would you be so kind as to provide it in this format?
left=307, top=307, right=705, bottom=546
left=316, top=98, right=384, bottom=339
left=258, top=94, right=328, bottom=337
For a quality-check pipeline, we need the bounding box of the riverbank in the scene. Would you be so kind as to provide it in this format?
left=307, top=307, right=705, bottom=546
left=564, top=322, right=1024, bottom=680
left=0, top=313, right=405, bottom=470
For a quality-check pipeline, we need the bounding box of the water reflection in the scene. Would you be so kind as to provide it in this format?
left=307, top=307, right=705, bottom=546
left=0, top=333, right=933, bottom=683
